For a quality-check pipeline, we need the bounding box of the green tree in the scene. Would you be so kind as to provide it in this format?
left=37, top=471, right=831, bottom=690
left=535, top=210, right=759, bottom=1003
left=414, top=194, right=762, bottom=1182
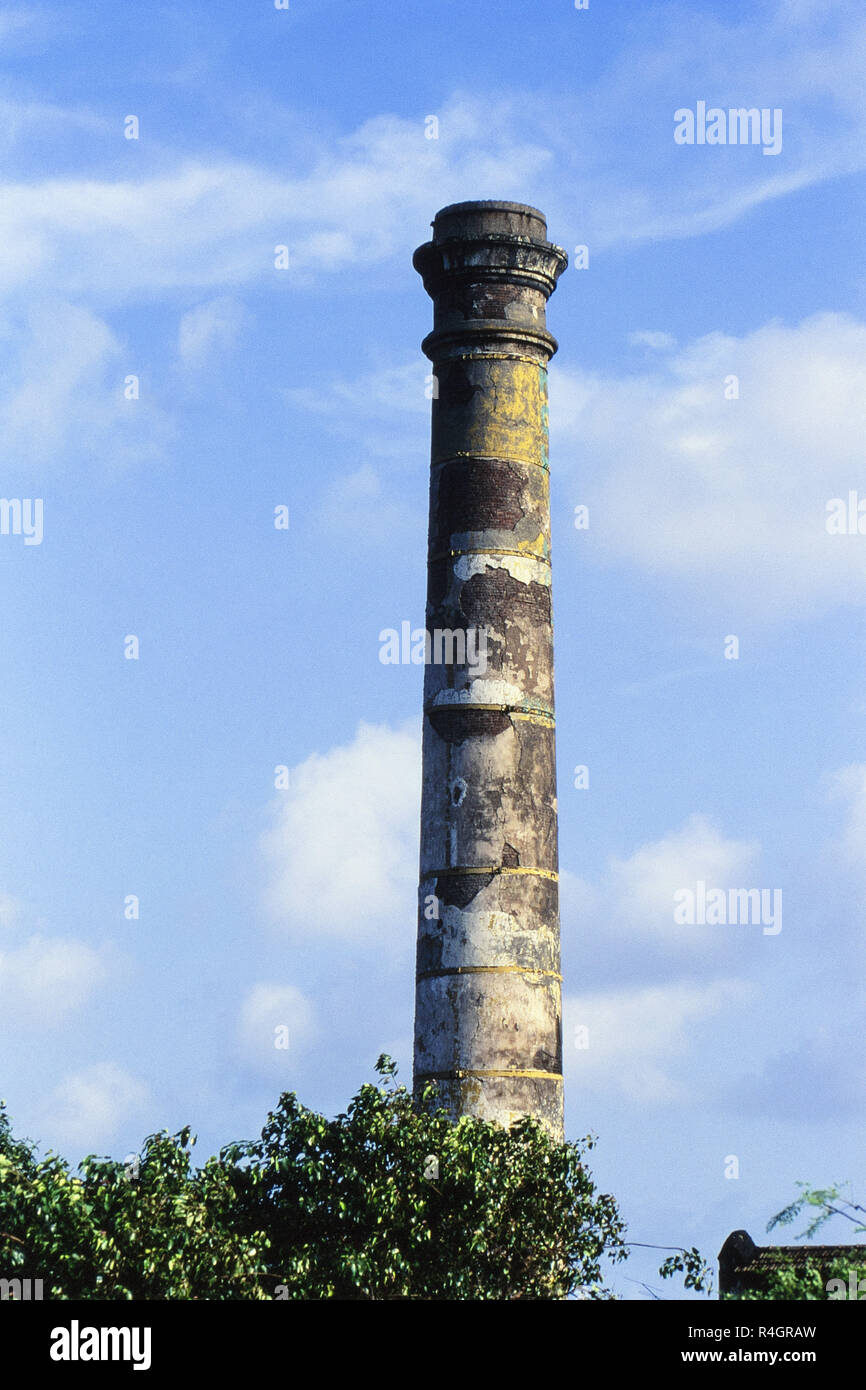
left=0, top=1057, right=627, bottom=1300
left=0, top=1106, right=268, bottom=1299
left=769, top=1181, right=865, bottom=1243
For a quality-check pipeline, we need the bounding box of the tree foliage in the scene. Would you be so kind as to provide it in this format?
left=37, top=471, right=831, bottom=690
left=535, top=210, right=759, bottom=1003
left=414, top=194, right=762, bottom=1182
left=658, top=1246, right=714, bottom=1295
left=768, top=1181, right=865, bottom=1243
left=0, top=1057, right=626, bottom=1300
left=723, top=1255, right=860, bottom=1302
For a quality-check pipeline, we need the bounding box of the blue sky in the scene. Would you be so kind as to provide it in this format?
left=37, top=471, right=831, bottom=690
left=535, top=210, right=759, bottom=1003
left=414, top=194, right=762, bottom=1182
left=1, top=0, right=865, bottom=1298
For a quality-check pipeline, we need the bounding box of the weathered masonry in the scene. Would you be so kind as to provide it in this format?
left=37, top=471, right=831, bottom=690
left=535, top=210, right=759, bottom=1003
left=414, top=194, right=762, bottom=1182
left=412, top=201, right=568, bottom=1140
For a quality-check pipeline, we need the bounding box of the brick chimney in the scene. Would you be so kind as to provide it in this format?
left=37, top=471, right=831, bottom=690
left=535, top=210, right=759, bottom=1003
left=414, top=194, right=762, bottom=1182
left=412, top=201, right=568, bottom=1140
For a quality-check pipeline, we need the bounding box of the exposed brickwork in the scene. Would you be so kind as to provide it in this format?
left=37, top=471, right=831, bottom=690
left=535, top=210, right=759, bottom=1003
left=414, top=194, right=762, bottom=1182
left=433, top=457, right=526, bottom=539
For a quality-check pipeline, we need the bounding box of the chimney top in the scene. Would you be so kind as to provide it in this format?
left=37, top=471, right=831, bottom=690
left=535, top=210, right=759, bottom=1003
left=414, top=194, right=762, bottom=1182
left=413, top=200, right=567, bottom=312
left=429, top=200, right=550, bottom=243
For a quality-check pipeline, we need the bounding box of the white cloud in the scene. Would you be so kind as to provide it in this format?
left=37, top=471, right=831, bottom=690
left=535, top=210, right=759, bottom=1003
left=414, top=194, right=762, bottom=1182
left=0, top=893, right=21, bottom=931
left=285, top=361, right=429, bottom=425
left=316, top=464, right=417, bottom=543
left=34, top=1063, right=148, bottom=1149
left=562, top=814, right=758, bottom=955
left=559, top=868, right=597, bottom=921
left=0, top=0, right=861, bottom=384
left=0, top=932, right=106, bottom=1026
left=287, top=361, right=434, bottom=475
left=0, top=7, right=63, bottom=52
left=3, top=1, right=865, bottom=307
left=0, top=98, right=551, bottom=299
left=261, top=721, right=420, bottom=943
left=564, top=979, right=753, bottom=1103
left=608, top=814, right=758, bottom=941
left=562, top=0, right=866, bottom=246
left=177, top=295, right=246, bottom=367
left=830, top=763, right=866, bottom=870
left=238, top=983, right=317, bottom=1070
left=550, top=313, right=866, bottom=616
left=308, top=311, right=866, bottom=619
left=628, top=331, right=677, bottom=352
left=0, top=299, right=174, bottom=470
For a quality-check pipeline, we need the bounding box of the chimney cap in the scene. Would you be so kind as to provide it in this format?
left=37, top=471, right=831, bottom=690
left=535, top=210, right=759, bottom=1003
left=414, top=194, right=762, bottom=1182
left=429, top=200, right=551, bottom=245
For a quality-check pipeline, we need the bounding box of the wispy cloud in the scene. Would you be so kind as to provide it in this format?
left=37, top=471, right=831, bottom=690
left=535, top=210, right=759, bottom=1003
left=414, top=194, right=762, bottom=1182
left=33, top=1062, right=149, bottom=1149
left=177, top=295, right=247, bottom=368
left=0, top=893, right=108, bottom=1027
left=0, top=299, right=174, bottom=471
left=561, top=813, right=761, bottom=977
left=564, top=979, right=754, bottom=1104
left=238, top=982, right=318, bottom=1073
left=551, top=312, right=866, bottom=616
left=3, top=0, right=866, bottom=305
left=829, top=763, right=866, bottom=872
